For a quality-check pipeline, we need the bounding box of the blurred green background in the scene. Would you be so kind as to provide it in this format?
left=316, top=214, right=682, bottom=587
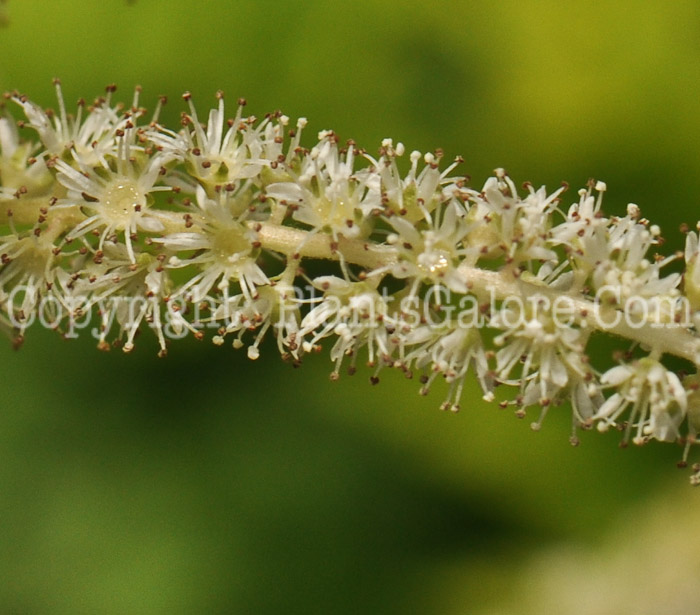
left=1, top=1, right=700, bottom=613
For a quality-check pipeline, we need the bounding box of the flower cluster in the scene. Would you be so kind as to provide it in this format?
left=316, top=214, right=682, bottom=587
left=3, top=82, right=700, bottom=482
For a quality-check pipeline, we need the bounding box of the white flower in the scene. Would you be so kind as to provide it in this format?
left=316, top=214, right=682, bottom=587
left=594, top=357, right=687, bottom=444
left=549, top=180, right=608, bottom=253
left=684, top=231, right=700, bottom=312
left=680, top=375, right=700, bottom=473
left=490, top=295, right=593, bottom=423
left=363, top=146, right=468, bottom=223
left=71, top=243, right=173, bottom=354
left=378, top=200, right=473, bottom=295
left=298, top=275, right=394, bottom=379
left=410, top=325, right=491, bottom=412
left=53, top=140, right=174, bottom=263
left=467, top=170, right=566, bottom=265
left=13, top=81, right=126, bottom=167
left=590, top=216, right=681, bottom=324
left=156, top=184, right=268, bottom=304
left=0, top=226, right=73, bottom=337
left=549, top=181, right=683, bottom=322
left=265, top=131, right=375, bottom=243
left=210, top=267, right=302, bottom=360
left=148, top=92, right=276, bottom=187
left=0, top=116, right=52, bottom=201
left=148, top=93, right=310, bottom=199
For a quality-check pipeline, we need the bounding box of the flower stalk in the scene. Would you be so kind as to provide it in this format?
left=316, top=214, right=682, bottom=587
left=3, top=82, right=700, bottom=483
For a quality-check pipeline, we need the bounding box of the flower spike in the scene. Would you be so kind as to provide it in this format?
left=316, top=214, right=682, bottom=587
left=3, top=85, right=700, bottom=484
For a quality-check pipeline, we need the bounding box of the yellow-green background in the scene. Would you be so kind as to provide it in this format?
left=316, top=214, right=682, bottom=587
left=1, top=1, right=699, bottom=613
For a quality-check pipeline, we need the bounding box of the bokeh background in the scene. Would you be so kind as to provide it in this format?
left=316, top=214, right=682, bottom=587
left=1, top=1, right=700, bottom=613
